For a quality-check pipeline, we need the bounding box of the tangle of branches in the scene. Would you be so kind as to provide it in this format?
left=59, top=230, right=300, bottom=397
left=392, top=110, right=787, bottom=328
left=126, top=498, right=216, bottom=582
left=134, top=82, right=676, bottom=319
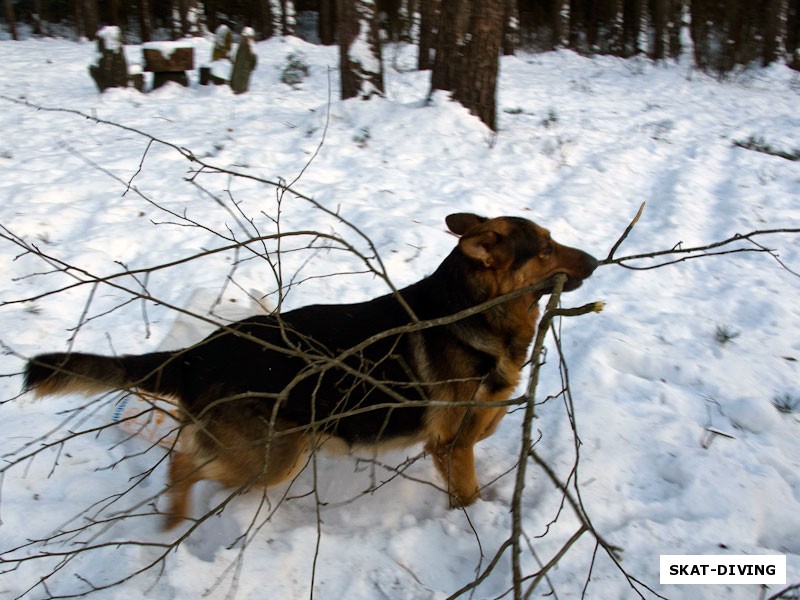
left=0, top=97, right=798, bottom=600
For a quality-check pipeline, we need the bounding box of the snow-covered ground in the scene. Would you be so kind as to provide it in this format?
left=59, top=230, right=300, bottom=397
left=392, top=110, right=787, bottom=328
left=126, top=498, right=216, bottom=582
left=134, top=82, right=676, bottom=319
left=1, top=35, right=799, bottom=599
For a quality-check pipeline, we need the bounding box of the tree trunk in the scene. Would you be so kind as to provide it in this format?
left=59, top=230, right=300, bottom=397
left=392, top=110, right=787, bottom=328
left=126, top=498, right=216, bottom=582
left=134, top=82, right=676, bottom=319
left=397, top=0, right=414, bottom=41
left=279, top=0, right=296, bottom=35
left=83, top=0, right=99, bottom=40
left=338, top=0, right=384, bottom=99
left=620, top=0, right=640, bottom=56
left=668, top=0, right=683, bottom=59
left=205, top=0, right=218, bottom=33
left=139, top=0, right=153, bottom=42
left=651, top=0, right=668, bottom=59
left=764, top=0, right=789, bottom=65
left=4, top=0, right=17, bottom=40
left=607, top=0, right=625, bottom=55
left=259, top=0, right=275, bottom=39
left=109, top=0, right=121, bottom=29
left=788, top=0, right=800, bottom=63
left=384, top=0, right=400, bottom=40
left=430, top=0, right=468, bottom=92
left=553, top=0, right=570, bottom=49
left=173, top=0, right=190, bottom=38
left=721, top=0, right=743, bottom=73
left=418, top=0, right=438, bottom=69
left=33, top=0, right=45, bottom=35
left=568, top=0, right=584, bottom=50
left=73, top=0, right=84, bottom=39
left=452, top=0, right=504, bottom=131
left=503, top=0, right=519, bottom=55
left=319, top=0, right=336, bottom=44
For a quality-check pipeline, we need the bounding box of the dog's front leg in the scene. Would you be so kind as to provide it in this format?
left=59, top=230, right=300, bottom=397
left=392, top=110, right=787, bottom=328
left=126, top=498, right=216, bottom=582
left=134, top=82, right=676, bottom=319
left=426, top=439, right=481, bottom=508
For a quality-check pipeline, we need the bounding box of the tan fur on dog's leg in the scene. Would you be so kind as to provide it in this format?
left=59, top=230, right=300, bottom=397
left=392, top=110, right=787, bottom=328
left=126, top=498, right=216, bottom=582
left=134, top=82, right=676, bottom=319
left=426, top=439, right=481, bottom=508
left=165, top=450, right=203, bottom=529
left=475, top=406, right=508, bottom=443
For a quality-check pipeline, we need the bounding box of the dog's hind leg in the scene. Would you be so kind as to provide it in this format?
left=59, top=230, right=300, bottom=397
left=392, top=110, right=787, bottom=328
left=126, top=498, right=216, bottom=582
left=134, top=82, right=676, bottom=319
left=164, top=427, right=312, bottom=529
left=165, top=450, right=204, bottom=529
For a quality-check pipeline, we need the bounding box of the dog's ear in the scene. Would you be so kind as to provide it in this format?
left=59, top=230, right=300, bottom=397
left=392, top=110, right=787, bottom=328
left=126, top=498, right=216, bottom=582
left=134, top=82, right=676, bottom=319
left=459, top=230, right=512, bottom=269
left=445, top=213, right=488, bottom=236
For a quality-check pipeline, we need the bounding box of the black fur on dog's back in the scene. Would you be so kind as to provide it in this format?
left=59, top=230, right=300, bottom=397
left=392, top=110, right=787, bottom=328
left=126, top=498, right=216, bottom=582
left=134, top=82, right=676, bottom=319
left=25, top=244, right=519, bottom=444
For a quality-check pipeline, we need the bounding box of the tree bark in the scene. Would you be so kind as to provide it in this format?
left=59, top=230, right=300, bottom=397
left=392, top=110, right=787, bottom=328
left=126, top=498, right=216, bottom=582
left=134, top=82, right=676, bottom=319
left=319, top=0, right=336, bottom=44
left=173, top=0, right=190, bottom=38
left=651, top=0, right=668, bottom=59
left=73, top=0, right=84, bottom=39
left=553, top=0, right=570, bottom=49
left=84, top=0, right=99, bottom=40
left=279, top=0, right=296, bottom=36
left=4, top=0, right=18, bottom=40
left=205, top=0, right=218, bottom=33
left=452, top=0, right=504, bottom=131
left=669, top=0, right=683, bottom=59
left=418, top=0, right=438, bottom=69
left=259, top=0, right=275, bottom=39
left=607, top=0, right=625, bottom=55
left=139, top=0, right=153, bottom=42
left=764, top=0, right=789, bottom=65
left=338, top=0, right=384, bottom=99
left=33, top=0, right=45, bottom=35
left=503, top=0, right=519, bottom=55
left=430, top=0, right=468, bottom=92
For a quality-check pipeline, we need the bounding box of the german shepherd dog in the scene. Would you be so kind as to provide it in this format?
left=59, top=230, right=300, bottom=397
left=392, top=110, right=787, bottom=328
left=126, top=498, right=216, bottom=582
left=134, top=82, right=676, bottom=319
left=24, top=213, right=598, bottom=528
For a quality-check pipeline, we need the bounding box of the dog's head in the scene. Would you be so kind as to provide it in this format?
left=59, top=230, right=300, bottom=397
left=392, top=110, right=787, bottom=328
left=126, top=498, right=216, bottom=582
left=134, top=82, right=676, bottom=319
left=446, top=213, right=598, bottom=297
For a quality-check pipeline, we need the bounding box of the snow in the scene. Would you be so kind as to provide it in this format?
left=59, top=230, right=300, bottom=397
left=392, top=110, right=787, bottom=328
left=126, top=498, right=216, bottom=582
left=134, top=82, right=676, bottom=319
left=143, top=39, right=192, bottom=60
left=97, top=25, right=123, bottom=53
left=1, top=35, right=799, bottom=599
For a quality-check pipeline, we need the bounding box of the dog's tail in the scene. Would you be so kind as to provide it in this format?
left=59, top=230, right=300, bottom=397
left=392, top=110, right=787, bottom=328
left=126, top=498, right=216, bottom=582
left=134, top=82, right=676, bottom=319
left=24, top=351, right=182, bottom=399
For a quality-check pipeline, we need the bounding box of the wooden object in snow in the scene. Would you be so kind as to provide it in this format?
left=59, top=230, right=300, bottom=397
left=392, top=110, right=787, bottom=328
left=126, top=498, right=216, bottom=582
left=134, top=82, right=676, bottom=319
left=143, top=42, right=194, bottom=88
left=230, top=28, right=258, bottom=95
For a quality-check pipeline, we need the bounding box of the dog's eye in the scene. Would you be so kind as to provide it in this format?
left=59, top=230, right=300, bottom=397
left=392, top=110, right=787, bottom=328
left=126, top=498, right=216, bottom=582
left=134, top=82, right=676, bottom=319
left=541, top=243, right=555, bottom=257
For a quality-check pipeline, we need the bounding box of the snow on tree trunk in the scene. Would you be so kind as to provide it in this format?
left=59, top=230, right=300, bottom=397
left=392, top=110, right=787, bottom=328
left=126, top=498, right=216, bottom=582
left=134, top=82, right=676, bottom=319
left=417, top=0, right=437, bottom=70
left=338, top=0, right=384, bottom=100
left=503, top=0, right=519, bottom=55
left=668, top=0, right=684, bottom=59
left=430, top=0, right=468, bottom=92
left=553, top=0, right=570, bottom=49
left=451, top=0, right=504, bottom=131
left=139, top=0, right=153, bottom=42
left=764, top=0, right=789, bottom=65
left=171, top=0, right=204, bottom=38
left=282, top=0, right=296, bottom=36
left=268, top=0, right=295, bottom=36
left=651, top=0, right=669, bottom=59
left=607, top=0, right=625, bottom=56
